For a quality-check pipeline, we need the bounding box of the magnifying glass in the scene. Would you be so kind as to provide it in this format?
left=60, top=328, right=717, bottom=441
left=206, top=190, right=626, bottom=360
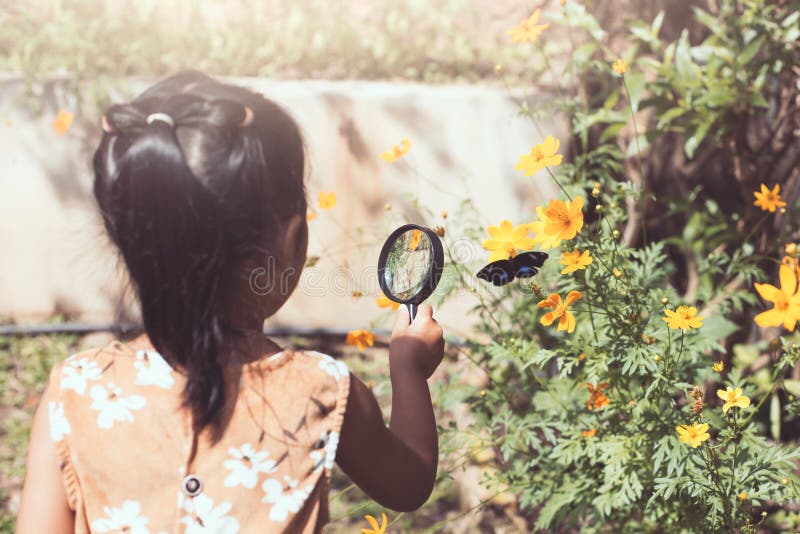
left=377, top=224, right=444, bottom=321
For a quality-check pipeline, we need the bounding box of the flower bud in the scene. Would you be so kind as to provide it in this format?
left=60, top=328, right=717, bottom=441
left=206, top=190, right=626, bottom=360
left=613, top=268, right=622, bottom=278
left=434, top=226, right=446, bottom=237
left=441, top=210, right=448, bottom=219
left=384, top=203, right=392, bottom=211
left=786, top=243, right=798, bottom=256
left=595, top=204, right=603, bottom=212
left=612, top=229, right=620, bottom=238
left=661, top=297, right=668, bottom=305
left=591, top=187, right=601, bottom=198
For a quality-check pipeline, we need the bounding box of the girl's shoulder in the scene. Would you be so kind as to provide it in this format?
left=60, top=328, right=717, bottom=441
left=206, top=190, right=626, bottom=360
left=48, top=336, right=179, bottom=404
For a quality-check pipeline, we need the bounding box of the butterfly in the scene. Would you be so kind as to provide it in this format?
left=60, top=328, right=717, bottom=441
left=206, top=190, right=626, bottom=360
left=476, top=251, right=548, bottom=286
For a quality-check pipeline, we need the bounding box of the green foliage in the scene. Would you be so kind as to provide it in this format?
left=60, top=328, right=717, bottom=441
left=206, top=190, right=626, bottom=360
left=431, top=0, right=800, bottom=531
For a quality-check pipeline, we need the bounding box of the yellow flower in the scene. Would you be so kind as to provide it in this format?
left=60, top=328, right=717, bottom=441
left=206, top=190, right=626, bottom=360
left=317, top=191, right=337, bottom=210
left=514, top=135, right=563, bottom=176
left=612, top=59, right=628, bottom=75
left=346, top=329, right=375, bottom=351
left=712, top=361, right=724, bottom=373
left=662, top=306, right=703, bottom=330
left=306, top=211, right=317, bottom=221
left=506, top=9, right=549, bottom=44
left=528, top=207, right=563, bottom=250
left=582, top=428, right=597, bottom=438
left=560, top=250, right=592, bottom=274
left=538, top=291, right=582, bottom=333
left=753, top=183, right=787, bottom=212
left=542, top=197, right=585, bottom=241
left=754, top=263, right=800, bottom=331
left=676, top=422, right=710, bottom=448
left=717, top=387, right=750, bottom=413
left=362, top=512, right=388, bottom=534
left=586, top=382, right=610, bottom=410
left=376, top=292, right=400, bottom=311
left=737, top=492, right=748, bottom=501
left=482, top=220, right=535, bottom=262
left=381, top=139, right=412, bottom=163
left=52, top=110, right=74, bottom=135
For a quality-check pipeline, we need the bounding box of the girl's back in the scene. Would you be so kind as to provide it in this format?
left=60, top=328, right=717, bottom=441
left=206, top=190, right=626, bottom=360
left=48, top=336, right=348, bottom=533
left=16, top=70, right=444, bottom=534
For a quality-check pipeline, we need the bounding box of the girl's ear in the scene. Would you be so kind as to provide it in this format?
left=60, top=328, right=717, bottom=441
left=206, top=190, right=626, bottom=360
left=281, top=213, right=308, bottom=266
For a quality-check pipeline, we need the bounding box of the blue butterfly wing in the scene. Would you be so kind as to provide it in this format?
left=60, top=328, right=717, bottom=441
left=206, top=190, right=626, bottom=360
left=511, top=251, right=549, bottom=278
left=476, top=260, right=514, bottom=286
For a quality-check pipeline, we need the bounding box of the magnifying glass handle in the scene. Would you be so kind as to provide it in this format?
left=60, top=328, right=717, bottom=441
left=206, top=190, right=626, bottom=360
left=407, top=303, right=417, bottom=322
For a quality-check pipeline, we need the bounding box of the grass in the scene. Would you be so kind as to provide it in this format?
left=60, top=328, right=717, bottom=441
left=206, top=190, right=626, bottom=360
left=1, top=0, right=534, bottom=113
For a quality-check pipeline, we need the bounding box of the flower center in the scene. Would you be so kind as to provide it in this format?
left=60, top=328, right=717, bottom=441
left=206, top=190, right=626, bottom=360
left=776, top=294, right=789, bottom=312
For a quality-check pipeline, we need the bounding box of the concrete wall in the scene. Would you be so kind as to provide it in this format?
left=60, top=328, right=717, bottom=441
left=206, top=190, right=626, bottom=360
left=0, top=76, right=562, bottom=332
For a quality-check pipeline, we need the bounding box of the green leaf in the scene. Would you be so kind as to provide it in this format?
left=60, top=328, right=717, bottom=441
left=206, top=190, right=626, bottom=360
left=625, top=71, right=646, bottom=112
left=684, top=118, right=714, bottom=158
left=770, top=392, right=781, bottom=441
left=656, top=107, right=686, bottom=130
left=738, top=35, right=765, bottom=66
left=783, top=379, right=800, bottom=397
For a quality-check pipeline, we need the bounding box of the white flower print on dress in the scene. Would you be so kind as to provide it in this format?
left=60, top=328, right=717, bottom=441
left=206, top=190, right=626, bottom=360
left=180, top=493, right=240, bottom=534
left=223, top=443, right=277, bottom=489
left=134, top=350, right=175, bottom=389
left=89, top=383, right=146, bottom=429
left=91, top=500, right=150, bottom=534
left=262, top=476, right=314, bottom=523
left=309, top=430, right=340, bottom=473
left=60, top=357, right=102, bottom=394
left=48, top=401, right=71, bottom=442
left=315, top=353, right=348, bottom=382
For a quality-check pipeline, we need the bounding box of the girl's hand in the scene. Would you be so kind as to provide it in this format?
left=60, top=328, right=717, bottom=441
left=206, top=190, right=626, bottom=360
left=389, top=304, right=444, bottom=379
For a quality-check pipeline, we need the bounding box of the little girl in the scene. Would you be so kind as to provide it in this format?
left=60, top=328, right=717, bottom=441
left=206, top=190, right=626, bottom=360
left=16, top=70, right=444, bottom=533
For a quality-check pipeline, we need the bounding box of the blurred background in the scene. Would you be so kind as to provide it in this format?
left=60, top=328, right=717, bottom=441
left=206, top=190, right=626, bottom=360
left=1, top=0, right=799, bottom=532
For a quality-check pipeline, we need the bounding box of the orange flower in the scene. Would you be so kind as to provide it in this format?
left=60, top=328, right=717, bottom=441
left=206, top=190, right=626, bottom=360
left=52, top=111, right=74, bottom=135
left=559, top=249, right=593, bottom=274
left=306, top=211, right=317, bottom=221
left=542, top=197, right=585, bottom=241
left=409, top=229, right=422, bottom=251
left=376, top=292, right=400, bottom=311
left=528, top=207, right=563, bottom=250
left=317, top=191, right=337, bottom=210
left=586, top=383, right=610, bottom=410
left=582, top=428, right=597, bottom=438
left=538, top=291, right=582, bottom=333
left=346, top=329, right=375, bottom=351
left=753, top=184, right=787, bottom=212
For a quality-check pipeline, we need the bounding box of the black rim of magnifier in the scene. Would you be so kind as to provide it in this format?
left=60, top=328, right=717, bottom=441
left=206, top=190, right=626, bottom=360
left=377, top=224, right=444, bottom=306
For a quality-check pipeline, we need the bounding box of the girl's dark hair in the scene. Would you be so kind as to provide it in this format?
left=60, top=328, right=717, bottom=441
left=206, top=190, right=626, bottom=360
left=93, top=70, right=306, bottom=435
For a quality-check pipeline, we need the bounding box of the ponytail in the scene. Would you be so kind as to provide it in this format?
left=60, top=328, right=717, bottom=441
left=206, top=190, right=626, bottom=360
left=93, top=71, right=307, bottom=435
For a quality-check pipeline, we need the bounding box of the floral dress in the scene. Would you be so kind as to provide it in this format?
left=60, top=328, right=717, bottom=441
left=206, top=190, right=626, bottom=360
left=46, top=336, right=350, bottom=534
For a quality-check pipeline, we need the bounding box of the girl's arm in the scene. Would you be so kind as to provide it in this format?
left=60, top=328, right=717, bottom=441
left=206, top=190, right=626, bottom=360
left=15, top=382, right=74, bottom=534
left=336, top=304, right=444, bottom=512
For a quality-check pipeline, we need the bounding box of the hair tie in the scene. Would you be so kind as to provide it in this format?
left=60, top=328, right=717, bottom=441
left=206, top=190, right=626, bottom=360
left=146, top=113, right=175, bottom=127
